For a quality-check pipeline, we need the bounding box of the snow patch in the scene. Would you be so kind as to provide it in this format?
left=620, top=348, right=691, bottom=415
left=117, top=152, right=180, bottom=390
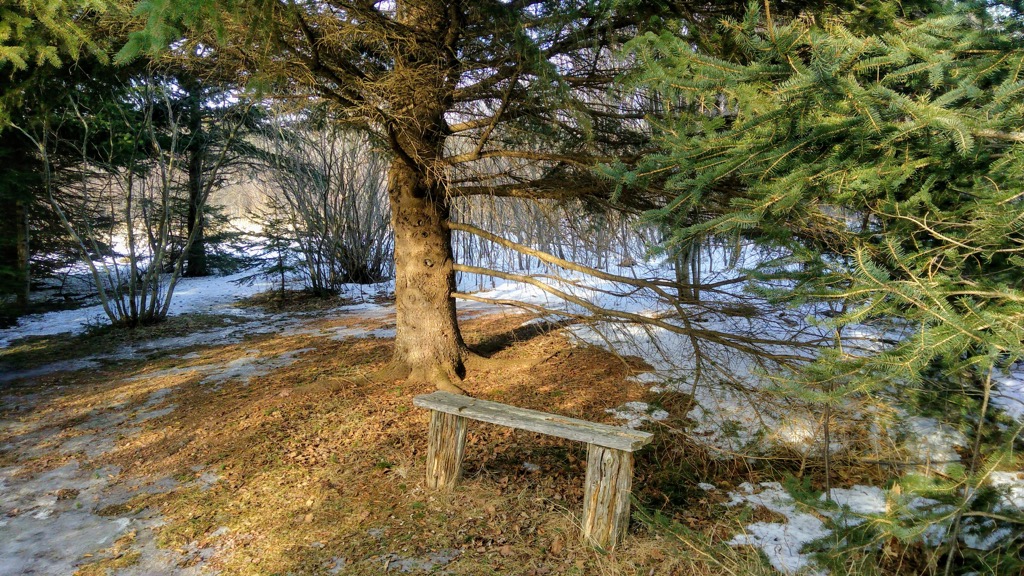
left=626, top=372, right=664, bottom=385
left=0, top=269, right=275, bottom=348
left=820, top=486, right=887, bottom=528
left=990, top=471, right=1024, bottom=511
left=726, top=482, right=828, bottom=575
left=993, top=366, right=1024, bottom=421
left=605, top=401, right=668, bottom=429
left=901, top=417, right=965, bottom=472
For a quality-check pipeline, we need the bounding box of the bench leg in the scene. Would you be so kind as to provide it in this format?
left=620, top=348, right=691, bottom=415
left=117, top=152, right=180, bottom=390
left=425, top=410, right=467, bottom=490
left=581, top=443, right=633, bottom=549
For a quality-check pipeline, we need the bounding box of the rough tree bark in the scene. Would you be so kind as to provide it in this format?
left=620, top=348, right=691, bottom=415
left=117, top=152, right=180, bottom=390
left=388, top=159, right=470, bottom=393
left=377, top=1, right=475, bottom=393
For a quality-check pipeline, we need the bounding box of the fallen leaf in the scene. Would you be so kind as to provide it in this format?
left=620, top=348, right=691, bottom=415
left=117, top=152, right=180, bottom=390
left=550, top=537, right=563, bottom=554
left=499, top=544, right=513, bottom=556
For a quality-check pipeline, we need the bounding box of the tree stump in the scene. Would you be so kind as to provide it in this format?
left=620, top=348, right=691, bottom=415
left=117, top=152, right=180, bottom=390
left=581, top=443, right=634, bottom=549
left=425, top=410, right=467, bottom=489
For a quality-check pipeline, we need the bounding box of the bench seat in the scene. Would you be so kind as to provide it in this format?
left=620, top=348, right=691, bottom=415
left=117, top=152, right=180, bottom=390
left=413, top=392, right=652, bottom=451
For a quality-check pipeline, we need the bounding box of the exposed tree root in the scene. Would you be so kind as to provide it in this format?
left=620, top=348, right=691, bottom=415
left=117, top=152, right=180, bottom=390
left=370, top=359, right=469, bottom=395
left=372, top=344, right=550, bottom=396
left=369, top=361, right=412, bottom=383
left=413, top=362, right=468, bottom=395
left=432, top=375, right=469, bottom=395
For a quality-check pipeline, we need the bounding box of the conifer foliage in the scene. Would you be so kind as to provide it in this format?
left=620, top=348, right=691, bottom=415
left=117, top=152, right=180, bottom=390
left=623, top=3, right=1024, bottom=569
left=0, top=0, right=109, bottom=71
left=627, top=4, right=1024, bottom=398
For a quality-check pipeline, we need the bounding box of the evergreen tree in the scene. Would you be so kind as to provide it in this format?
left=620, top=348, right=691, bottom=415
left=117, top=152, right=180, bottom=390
left=155, top=69, right=263, bottom=278
left=623, top=3, right=1024, bottom=569
left=114, top=0, right=716, bottom=392
left=0, top=1, right=115, bottom=314
left=1, top=0, right=114, bottom=122
left=0, top=0, right=108, bottom=68
left=0, top=53, right=138, bottom=317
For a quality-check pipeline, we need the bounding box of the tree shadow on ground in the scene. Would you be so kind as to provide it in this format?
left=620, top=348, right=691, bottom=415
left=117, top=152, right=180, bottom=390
left=470, top=319, right=575, bottom=356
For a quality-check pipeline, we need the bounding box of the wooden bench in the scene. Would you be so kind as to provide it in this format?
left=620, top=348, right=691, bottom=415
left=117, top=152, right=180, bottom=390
left=413, top=391, right=653, bottom=549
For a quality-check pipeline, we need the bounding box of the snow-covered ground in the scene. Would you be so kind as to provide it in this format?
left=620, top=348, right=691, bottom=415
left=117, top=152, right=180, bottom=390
left=0, top=270, right=272, bottom=348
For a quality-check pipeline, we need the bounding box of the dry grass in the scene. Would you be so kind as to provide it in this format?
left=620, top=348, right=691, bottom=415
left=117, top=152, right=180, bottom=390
left=3, top=309, right=786, bottom=575
left=234, top=289, right=358, bottom=313
left=74, top=532, right=142, bottom=575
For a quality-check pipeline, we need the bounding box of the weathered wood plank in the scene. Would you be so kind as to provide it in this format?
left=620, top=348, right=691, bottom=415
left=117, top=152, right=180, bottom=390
left=413, top=391, right=652, bottom=452
left=425, top=410, right=467, bottom=490
left=581, top=444, right=633, bottom=549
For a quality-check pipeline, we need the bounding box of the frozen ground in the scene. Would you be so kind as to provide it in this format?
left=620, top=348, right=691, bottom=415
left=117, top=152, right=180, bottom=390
left=1, top=270, right=266, bottom=348
left=0, top=270, right=400, bottom=348
left=2, top=265, right=1023, bottom=575
left=0, top=378, right=226, bottom=574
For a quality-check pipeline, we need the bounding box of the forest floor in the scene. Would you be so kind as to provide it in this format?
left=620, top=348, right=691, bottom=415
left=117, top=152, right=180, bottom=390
left=2, top=276, right=1023, bottom=575
left=0, top=294, right=783, bottom=576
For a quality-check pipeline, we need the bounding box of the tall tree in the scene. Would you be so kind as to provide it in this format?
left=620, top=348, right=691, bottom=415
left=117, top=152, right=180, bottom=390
left=29, top=70, right=257, bottom=327
left=0, top=0, right=114, bottom=314
left=0, top=121, right=36, bottom=312
left=161, top=70, right=261, bottom=278
left=120, top=0, right=846, bottom=392
left=117, top=0, right=692, bottom=392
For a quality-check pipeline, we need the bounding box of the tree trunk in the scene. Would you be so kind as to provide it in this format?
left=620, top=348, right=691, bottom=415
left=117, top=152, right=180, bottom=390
left=387, top=159, right=469, bottom=393
left=0, top=197, right=30, bottom=312
left=184, top=150, right=207, bottom=277
left=675, top=245, right=692, bottom=301
left=15, top=200, right=29, bottom=309
left=379, top=0, right=470, bottom=392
